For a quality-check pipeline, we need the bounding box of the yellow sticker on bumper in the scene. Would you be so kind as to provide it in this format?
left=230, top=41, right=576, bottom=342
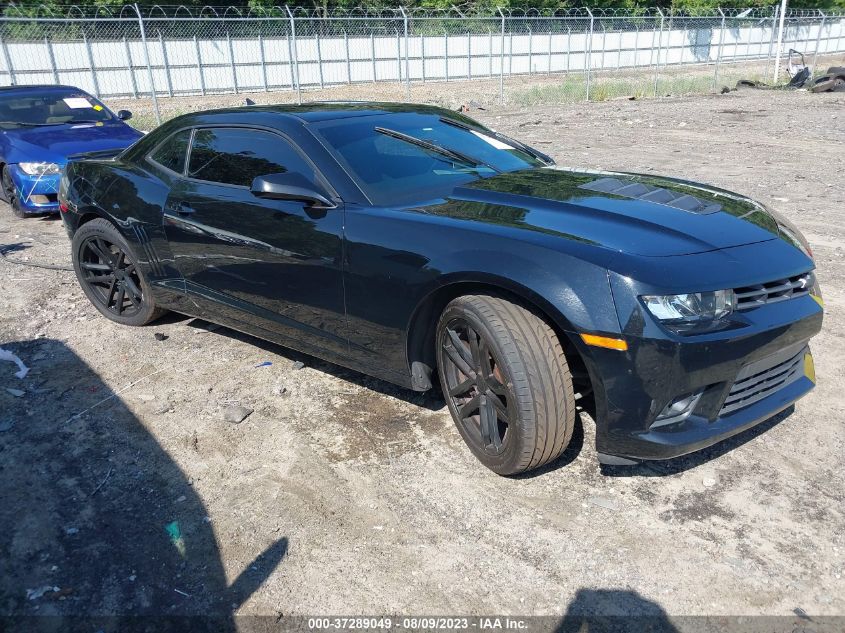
left=804, top=353, right=816, bottom=384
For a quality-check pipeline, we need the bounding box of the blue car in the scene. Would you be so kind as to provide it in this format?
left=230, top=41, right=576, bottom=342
left=0, top=84, right=142, bottom=217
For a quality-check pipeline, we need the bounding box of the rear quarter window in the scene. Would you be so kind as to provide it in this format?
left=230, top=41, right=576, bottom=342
left=148, top=129, right=191, bottom=174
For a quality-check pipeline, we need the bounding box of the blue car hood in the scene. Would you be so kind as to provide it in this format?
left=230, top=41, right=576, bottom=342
left=421, top=167, right=783, bottom=257
left=3, top=121, right=142, bottom=164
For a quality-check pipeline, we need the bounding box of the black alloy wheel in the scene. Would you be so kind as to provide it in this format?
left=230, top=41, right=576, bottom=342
left=79, top=236, right=144, bottom=318
left=439, top=317, right=517, bottom=456
left=2, top=167, right=26, bottom=219
left=436, top=294, right=576, bottom=475
left=71, top=218, right=166, bottom=326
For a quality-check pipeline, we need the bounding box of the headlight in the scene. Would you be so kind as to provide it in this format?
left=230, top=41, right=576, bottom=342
left=643, top=290, right=735, bottom=323
left=19, top=162, right=61, bottom=176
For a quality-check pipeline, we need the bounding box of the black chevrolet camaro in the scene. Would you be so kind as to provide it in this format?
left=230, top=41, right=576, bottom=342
left=59, top=102, right=823, bottom=475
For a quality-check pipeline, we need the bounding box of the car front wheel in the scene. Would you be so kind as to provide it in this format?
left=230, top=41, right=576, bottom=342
left=436, top=294, right=576, bottom=475
left=2, top=166, right=26, bottom=219
left=71, top=218, right=166, bottom=326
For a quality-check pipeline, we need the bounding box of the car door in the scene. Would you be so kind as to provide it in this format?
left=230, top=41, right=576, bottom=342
left=161, top=125, right=347, bottom=358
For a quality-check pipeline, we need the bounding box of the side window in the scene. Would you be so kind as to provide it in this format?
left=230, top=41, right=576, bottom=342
left=187, top=127, right=314, bottom=187
left=149, top=129, right=191, bottom=174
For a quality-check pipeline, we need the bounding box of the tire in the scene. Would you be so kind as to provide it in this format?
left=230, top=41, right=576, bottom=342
left=2, top=166, right=26, bottom=219
left=71, top=218, right=167, bottom=326
left=435, top=294, right=576, bottom=475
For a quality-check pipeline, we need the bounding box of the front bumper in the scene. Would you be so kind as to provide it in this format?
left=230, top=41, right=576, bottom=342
left=8, top=165, right=61, bottom=213
left=582, top=270, right=823, bottom=463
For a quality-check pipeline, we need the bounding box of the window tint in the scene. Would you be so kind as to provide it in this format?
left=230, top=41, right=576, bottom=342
left=149, top=129, right=191, bottom=174
left=314, top=113, right=541, bottom=206
left=188, top=127, right=314, bottom=187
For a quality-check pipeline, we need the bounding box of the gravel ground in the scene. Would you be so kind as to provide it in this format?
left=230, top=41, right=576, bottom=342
left=1, top=88, right=844, bottom=624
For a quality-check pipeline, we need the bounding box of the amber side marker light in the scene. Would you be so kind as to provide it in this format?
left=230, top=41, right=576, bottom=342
left=580, top=333, right=628, bottom=351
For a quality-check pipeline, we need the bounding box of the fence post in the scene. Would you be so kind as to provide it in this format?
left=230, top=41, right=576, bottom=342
left=395, top=29, right=402, bottom=84
left=586, top=8, right=594, bottom=101
left=226, top=32, right=238, bottom=94
left=193, top=35, right=205, bottom=96
left=527, top=26, right=532, bottom=74
left=400, top=7, right=410, bottom=99
left=258, top=33, right=268, bottom=91
left=344, top=32, right=351, bottom=84
left=467, top=31, right=471, bottom=80
left=812, top=10, right=826, bottom=71
left=124, top=36, right=138, bottom=98
left=0, top=36, right=14, bottom=86
left=134, top=3, right=160, bottom=125
left=285, top=5, right=301, bottom=105
left=83, top=32, right=101, bottom=97
left=713, top=8, right=726, bottom=91
left=158, top=31, right=173, bottom=97
left=315, top=32, right=324, bottom=89
left=773, top=0, right=787, bottom=82
left=371, top=33, right=377, bottom=82
left=488, top=30, right=493, bottom=78
left=600, top=24, right=607, bottom=70
left=45, top=37, right=60, bottom=84
left=567, top=27, right=571, bottom=72
left=444, top=33, right=449, bottom=82
left=547, top=29, right=552, bottom=74
left=653, top=8, right=664, bottom=97
left=421, top=34, right=426, bottom=82
left=498, top=7, right=505, bottom=105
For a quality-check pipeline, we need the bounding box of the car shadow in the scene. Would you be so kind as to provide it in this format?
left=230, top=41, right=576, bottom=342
left=555, top=588, right=679, bottom=632
left=0, top=339, right=286, bottom=629
left=185, top=318, right=446, bottom=412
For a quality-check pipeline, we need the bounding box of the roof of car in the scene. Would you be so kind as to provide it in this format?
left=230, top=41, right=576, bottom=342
left=0, top=84, right=90, bottom=94
left=189, top=101, right=460, bottom=124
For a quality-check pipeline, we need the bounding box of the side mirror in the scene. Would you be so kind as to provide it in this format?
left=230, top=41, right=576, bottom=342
left=251, top=172, right=335, bottom=209
left=117, top=109, right=133, bottom=121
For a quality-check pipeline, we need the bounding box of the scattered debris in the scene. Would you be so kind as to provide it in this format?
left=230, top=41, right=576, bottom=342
left=90, top=467, right=113, bottom=497
left=457, top=100, right=485, bottom=113
left=736, top=50, right=845, bottom=93
left=5, top=388, right=25, bottom=397
left=192, top=321, right=220, bottom=334
left=137, top=393, right=155, bottom=402
left=255, top=361, right=273, bottom=368
left=165, top=521, right=186, bottom=558
left=223, top=405, right=253, bottom=424
left=292, top=361, right=305, bottom=370
left=0, top=419, right=13, bottom=432
left=703, top=477, right=717, bottom=488
left=64, top=527, right=79, bottom=536
left=174, top=588, right=191, bottom=597
left=26, top=586, right=59, bottom=601
left=272, top=383, right=288, bottom=397
left=0, top=348, right=29, bottom=379
left=154, top=332, right=168, bottom=341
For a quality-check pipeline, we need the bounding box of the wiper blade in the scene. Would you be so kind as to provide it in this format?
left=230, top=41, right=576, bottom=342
left=0, top=121, right=63, bottom=127
left=374, top=126, right=500, bottom=173
left=438, top=117, right=555, bottom=166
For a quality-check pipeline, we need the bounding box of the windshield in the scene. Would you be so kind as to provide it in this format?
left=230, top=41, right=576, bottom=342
left=0, top=90, right=114, bottom=128
left=313, top=113, right=545, bottom=206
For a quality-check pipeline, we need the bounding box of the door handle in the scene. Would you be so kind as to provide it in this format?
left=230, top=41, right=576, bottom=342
left=176, top=202, right=196, bottom=216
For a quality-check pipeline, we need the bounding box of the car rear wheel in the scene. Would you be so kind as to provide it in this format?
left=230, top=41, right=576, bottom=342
left=2, top=166, right=26, bottom=219
left=436, top=294, right=576, bottom=475
left=72, top=218, right=166, bottom=326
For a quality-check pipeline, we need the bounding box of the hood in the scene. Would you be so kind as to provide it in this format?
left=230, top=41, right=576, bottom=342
left=418, top=167, right=783, bottom=257
left=3, top=121, right=142, bottom=164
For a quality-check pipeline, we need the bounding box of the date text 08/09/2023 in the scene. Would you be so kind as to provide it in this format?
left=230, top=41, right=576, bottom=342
left=307, top=617, right=530, bottom=630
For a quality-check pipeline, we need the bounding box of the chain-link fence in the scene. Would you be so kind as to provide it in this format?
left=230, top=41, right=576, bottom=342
left=1, top=4, right=843, bottom=126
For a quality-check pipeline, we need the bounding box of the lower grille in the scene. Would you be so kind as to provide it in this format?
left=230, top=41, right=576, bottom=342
left=720, top=345, right=807, bottom=416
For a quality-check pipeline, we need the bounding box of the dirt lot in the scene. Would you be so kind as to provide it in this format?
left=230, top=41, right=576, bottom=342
left=1, top=88, right=844, bottom=625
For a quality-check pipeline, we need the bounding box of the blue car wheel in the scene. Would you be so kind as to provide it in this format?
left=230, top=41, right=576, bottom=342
left=2, top=166, right=25, bottom=219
